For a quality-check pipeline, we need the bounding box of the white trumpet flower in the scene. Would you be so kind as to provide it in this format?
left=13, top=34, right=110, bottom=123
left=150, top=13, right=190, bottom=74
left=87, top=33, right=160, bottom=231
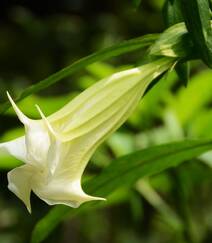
left=0, top=58, right=173, bottom=212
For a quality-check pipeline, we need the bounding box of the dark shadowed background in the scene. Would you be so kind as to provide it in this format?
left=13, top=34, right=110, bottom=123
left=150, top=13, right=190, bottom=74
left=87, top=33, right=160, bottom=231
left=0, top=1, right=212, bottom=243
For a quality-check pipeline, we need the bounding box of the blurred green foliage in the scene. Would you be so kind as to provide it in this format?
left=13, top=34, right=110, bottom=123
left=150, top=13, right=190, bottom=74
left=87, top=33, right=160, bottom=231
left=0, top=1, right=212, bottom=243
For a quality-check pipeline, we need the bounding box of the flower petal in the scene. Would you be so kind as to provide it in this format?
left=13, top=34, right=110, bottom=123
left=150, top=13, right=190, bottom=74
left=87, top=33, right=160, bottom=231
left=51, top=84, right=142, bottom=182
left=48, top=58, right=173, bottom=140
left=24, top=121, right=50, bottom=165
left=7, top=92, right=30, bottom=125
left=6, top=57, right=174, bottom=211
left=48, top=67, right=144, bottom=131
left=7, top=94, right=50, bottom=165
left=40, top=58, right=173, bottom=206
left=0, top=136, right=27, bottom=162
left=33, top=179, right=105, bottom=208
left=8, top=164, right=34, bottom=213
left=35, top=104, right=63, bottom=140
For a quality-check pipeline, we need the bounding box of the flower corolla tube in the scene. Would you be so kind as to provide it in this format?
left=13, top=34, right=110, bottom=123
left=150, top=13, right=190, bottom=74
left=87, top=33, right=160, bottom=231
left=0, top=58, right=173, bottom=212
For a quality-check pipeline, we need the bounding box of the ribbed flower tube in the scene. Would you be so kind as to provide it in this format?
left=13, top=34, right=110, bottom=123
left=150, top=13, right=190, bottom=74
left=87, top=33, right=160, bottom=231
left=0, top=57, right=174, bottom=212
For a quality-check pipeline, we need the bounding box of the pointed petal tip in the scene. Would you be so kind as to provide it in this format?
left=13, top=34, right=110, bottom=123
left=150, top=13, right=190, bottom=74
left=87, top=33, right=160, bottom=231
left=35, top=104, right=48, bottom=123
left=91, top=196, right=106, bottom=201
left=6, top=91, right=16, bottom=106
left=6, top=91, right=30, bottom=125
left=6, top=90, right=10, bottom=98
left=35, top=104, right=66, bottom=142
left=8, top=182, right=32, bottom=214
left=6, top=91, right=14, bottom=106
left=35, top=104, right=57, bottom=135
left=36, top=191, right=106, bottom=209
left=27, top=205, right=32, bottom=214
left=7, top=166, right=32, bottom=214
left=67, top=195, right=106, bottom=208
left=82, top=194, right=106, bottom=203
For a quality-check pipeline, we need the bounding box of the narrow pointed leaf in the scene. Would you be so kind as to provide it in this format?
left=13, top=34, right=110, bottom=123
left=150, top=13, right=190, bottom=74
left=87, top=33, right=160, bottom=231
left=0, top=34, right=158, bottom=114
left=31, top=139, right=212, bottom=243
left=179, top=0, right=212, bottom=67
left=163, top=0, right=183, bottom=26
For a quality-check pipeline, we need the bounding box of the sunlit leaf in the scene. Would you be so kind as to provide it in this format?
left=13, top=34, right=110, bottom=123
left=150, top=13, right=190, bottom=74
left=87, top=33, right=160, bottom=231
left=169, top=69, right=212, bottom=125
left=149, top=22, right=193, bottom=58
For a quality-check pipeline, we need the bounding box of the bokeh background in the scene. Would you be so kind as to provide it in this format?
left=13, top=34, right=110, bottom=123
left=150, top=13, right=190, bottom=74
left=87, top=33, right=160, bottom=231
left=0, top=0, right=212, bottom=243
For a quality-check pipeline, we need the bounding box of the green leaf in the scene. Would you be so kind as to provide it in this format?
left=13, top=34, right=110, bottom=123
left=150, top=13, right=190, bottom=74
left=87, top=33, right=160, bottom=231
left=189, top=110, right=212, bottom=138
left=175, top=61, right=190, bottom=87
left=179, top=0, right=212, bottom=67
left=136, top=179, right=183, bottom=231
left=31, top=139, right=212, bottom=243
left=149, top=22, right=194, bottom=58
left=0, top=34, right=158, bottom=114
left=163, top=0, right=190, bottom=86
left=169, top=69, right=212, bottom=125
left=163, top=0, right=184, bottom=27
left=132, top=0, right=142, bottom=8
